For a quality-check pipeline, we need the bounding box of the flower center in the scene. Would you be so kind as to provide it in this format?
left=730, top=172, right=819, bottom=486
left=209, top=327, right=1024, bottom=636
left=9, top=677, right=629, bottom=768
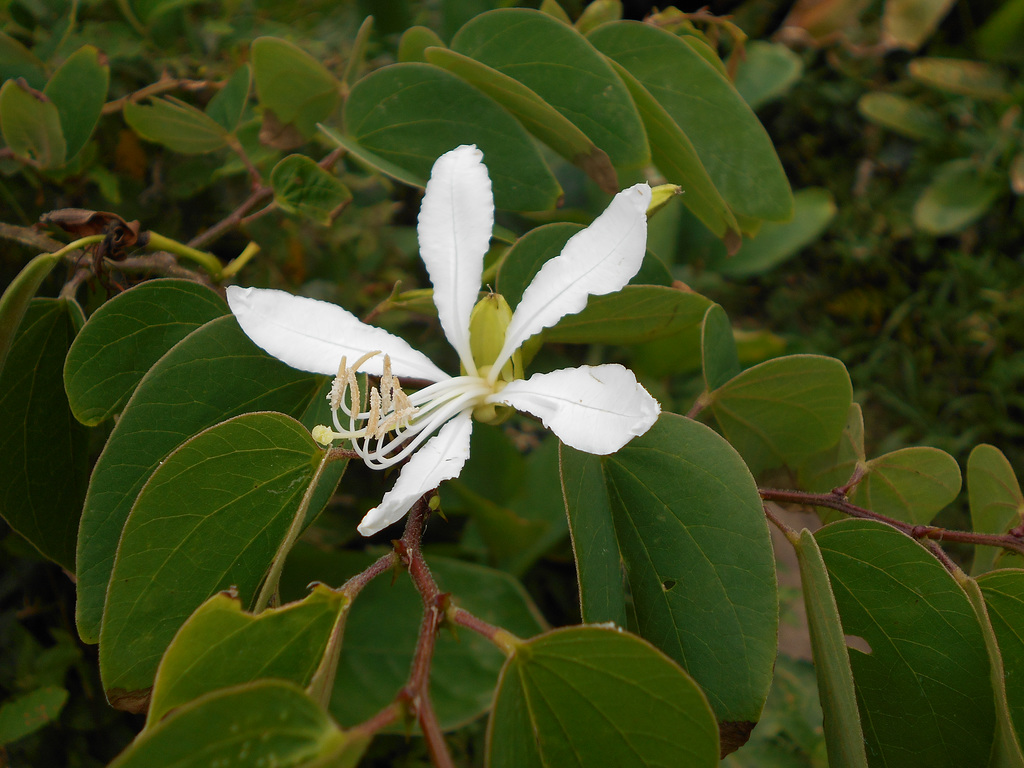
left=313, top=352, right=493, bottom=470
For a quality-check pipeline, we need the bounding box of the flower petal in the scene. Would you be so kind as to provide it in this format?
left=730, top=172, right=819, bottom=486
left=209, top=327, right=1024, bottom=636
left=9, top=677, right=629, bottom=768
left=357, top=410, right=473, bottom=536
left=418, top=144, right=493, bottom=374
left=494, top=183, right=651, bottom=373
left=227, top=286, right=448, bottom=382
left=494, top=364, right=660, bottom=455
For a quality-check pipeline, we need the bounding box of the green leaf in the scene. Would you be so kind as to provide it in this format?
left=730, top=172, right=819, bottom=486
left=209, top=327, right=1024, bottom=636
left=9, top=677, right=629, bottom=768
left=0, top=299, right=89, bottom=571
left=205, top=63, right=251, bottom=133
left=0, top=251, right=62, bottom=378
left=270, top=154, right=352, bottom=225
left=978, top=570, right=1024, bottom=760
left=0, top=686, right=68, bottom=746
left=976, top=0, right=1024, bottom=63
left=799, top=403, right=865, bottom=495
left=562, top=413, right=777, bottom=728
left=342, top=62, right=561, bottom=211
left=882, top=0, right=956, bottom=50
left=715, top=188, right=836, bottom=277
left=0, top=31, right=46, bottom=86
left=251, top=37, right=340, bottom=138
left=791, top=529, right=869, bottom=768
left=398, top=25, right=445, bottom=63
left=858, top=92, right=944, bottom=141
left=451, top=8, right=649, bottom=169
left=109, top=681, right=365, bottom=768
left=733, top=41, right=804, bottom=111
left=851, top=446, right=962, bottom=525
left=606, top=58, right=738, bottom=238
left=488, top=626, right=719, bottom=768
left=425, top=47, right=619, bottom=194
left=711, top=354, right=853, bottom=474
left=99, top=412, right=322, bottom=700
left=909, top=56, right=1010, bottom=99
left=277, top=550, right=546, bottom=732
left=816, top=519, right=995, bottom=768
left=963, top=573, right=1024, bottom=768
left=545, top=285, right=713, bottom=345
left=0, top=78, right=66, bottom=168
left=588, top=21, right=793, bottom=223
left=123, top=97, right=228, bottom=154
left=914, top=159, right=1003, bottom=234
left=969, top=445, right=1024, bottom=575
left=76, top=315, right=324, bottom=643
left=64, top=279, right=229, bottom=426
left=43, top=45, right=109, bottom=160
left=559, top=446, right=628, bottom=626
left=147, top=585, right=347, bottom=725
left=701, top=303, right=740, bottom=391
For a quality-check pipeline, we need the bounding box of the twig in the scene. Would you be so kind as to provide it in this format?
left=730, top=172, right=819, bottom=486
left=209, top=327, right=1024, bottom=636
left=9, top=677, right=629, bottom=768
left=101, top=77, right=215, bottom=115
left=759, top=487, right=1024, bottom=557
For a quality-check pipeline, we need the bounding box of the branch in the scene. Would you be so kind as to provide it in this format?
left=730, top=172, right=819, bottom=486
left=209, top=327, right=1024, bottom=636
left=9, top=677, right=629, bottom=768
left=759, top=487, right=1024, bottom=558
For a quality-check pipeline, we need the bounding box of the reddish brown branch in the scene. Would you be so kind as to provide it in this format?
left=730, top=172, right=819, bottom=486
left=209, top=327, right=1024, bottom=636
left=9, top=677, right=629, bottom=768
left=759, top=487, right=1024, bottom=558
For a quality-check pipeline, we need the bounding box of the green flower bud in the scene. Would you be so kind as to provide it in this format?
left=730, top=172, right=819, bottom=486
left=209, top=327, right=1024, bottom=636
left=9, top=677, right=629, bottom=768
left=464, top=293, right=522, bottom=383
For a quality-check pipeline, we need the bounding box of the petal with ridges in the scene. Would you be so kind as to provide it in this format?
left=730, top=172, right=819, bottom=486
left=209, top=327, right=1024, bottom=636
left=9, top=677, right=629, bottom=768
left=357, top=410, right=474, bottom=536
left=418, top=144, right=493, bottom=374
left=494, top=183, right=651, bottom=373
left=226, top=286, right=448, bottom=382
left=494, top=364, right=660, bottom=455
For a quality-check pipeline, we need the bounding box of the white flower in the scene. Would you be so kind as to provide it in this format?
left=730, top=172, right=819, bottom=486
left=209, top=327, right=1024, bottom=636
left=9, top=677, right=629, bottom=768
left=227, top=145, right=660, bottom=536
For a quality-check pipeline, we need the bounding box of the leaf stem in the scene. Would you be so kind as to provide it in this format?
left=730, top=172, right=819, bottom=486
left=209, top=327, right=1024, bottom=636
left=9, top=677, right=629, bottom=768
left=254, top=448, right=333, bottom=613
left=144, top=232, right=223, bottom=278
left=449, top=606, right=522, bottom=656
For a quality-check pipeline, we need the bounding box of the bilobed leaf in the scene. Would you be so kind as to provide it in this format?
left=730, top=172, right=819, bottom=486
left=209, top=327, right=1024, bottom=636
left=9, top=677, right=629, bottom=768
left=0, top=251, right=63, bottom=377
left=575, top=0, right=623, bottom=34
left=451, top=8, right=649, bottom=169
left=205, top=64, right=251, bottom=133
left=545, top=285, right=712, bottom=345
left=43, top=45, right=109, bottom=160
left=850, top=446, right=961, bottom=525
left=562, top=413, right=778, bottom=729
left=64, top=279, right=229, bottom=426
left=914, top=159, right=1003, bottom=234
left=0, top=31, right=46, bottom=85
left=908, top=57, right=1010, bottom=99
left=76, top=315, right=324, bottom=644
left=123, top=97, right=228, bottom=154
left=791, top=529, right=869, bottom=768
left=0, top=299, right=89, bottom=571
left=99, top=412, right=322, bottom=700
left=710, top=354, right=853, bottom=474
left=882, top=0, right=956, bottom=50
left=0, top=78, right=66, bottom=167
left=978, top=570, right=1024, bottom=757
left=271, top=154, right=352, bottom=225
left=276, top=550, right=546, bottom=732
left=733, top=40, right=803, bottom=111
left=0, top=686, right=68, bottom=746
left=108, top=681, right=365, bottom=768
left=969, top=445, right=1024, bottom=575
left=559, top=446, right=628, bottom=626
left=607, top=58, right=738, bottom=238
left=319, top=126, right=426, bottom=188
left=147, top=585, right=347, bottom=725
left=701, top=304, right=740, bottom=391
left=488, top=626, right=719, bottom=768
left=251, top=36, right=340, bottom=138
left=398, top=26, right=445, bottom=63
left=425, top=47, right=618, bottom=193
left=343, top=62, right=561, bottom=211
left=816, top=519, right=995, bottom=768
left=858, top=92, right=944, bottom=141
left=588, top=21, right=793, bottom=224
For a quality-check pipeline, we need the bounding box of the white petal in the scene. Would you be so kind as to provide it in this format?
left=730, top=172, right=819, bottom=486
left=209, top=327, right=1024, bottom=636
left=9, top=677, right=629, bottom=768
left=494, top=364, right=660, bottom=455
left=418, top=145, right=493, bottom=374
left=227, top=286, right=448, bottom=382
left=357, top=410, right=473, bottom=536
left=494, top=183, right=651, bottom=372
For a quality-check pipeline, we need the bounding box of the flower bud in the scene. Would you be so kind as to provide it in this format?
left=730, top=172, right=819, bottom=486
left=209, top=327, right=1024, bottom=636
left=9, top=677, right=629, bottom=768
left=465, top=293, right=522, bottom=382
